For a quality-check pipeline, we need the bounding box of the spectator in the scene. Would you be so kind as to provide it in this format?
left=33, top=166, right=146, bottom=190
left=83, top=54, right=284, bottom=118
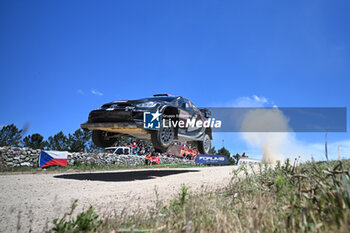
left=132, top=141, right=137, bottom=148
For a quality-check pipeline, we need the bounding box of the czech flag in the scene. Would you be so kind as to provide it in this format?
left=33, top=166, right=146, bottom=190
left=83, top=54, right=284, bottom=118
left=39, top=150, right=68, bottom=168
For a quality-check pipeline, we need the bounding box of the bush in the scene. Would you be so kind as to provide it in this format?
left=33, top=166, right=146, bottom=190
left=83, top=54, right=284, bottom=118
left=47, top=159, right=350, bottom=232
left=48, top=201, right=102, bottom=233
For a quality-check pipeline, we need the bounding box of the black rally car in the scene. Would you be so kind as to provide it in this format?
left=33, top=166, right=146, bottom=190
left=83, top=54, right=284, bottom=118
left=81, top=94, right=212, bottom=154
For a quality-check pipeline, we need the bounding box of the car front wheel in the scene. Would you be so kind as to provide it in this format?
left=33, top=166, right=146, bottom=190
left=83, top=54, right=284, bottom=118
left=197, top=134, right=211, bottom=154
left=151, top=120, right=175, bottom=153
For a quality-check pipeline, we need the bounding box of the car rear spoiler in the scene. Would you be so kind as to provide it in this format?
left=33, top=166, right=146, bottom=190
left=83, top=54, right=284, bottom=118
left=153, top=94, right=172, bottom=97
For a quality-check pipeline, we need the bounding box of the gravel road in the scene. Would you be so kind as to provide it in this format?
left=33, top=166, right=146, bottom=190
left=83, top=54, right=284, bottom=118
left=0, top=166, right=236, bottom=232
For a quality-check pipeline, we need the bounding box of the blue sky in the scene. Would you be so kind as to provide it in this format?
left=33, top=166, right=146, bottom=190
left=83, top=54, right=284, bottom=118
left=0, top=1, right=349, bottom=160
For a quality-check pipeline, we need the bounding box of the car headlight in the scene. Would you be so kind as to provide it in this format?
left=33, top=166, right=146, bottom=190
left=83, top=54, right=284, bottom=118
left=136, top=102, right=157, bottom=108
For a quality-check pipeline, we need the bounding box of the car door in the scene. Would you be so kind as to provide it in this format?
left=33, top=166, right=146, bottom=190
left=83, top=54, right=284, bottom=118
left=185, top=101, right=205, bottom=135
left=178, top=99, right=203, bottom=136
left=177, top=98, right=191, bottom=134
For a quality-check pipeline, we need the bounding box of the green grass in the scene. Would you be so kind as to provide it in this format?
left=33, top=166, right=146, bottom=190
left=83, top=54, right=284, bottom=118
left=47, top=159, right=350, bottom=233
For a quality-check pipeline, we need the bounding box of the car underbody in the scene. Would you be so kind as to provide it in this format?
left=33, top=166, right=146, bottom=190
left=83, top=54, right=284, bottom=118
left=80, top=122, right=208, bottom=141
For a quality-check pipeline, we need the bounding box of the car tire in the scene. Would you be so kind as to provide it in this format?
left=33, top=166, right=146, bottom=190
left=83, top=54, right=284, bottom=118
left=92, top=130, right=116, bottom=148
left=197, top=133, right=211, bottom=154
left=151, top=119, right=175, bottom=153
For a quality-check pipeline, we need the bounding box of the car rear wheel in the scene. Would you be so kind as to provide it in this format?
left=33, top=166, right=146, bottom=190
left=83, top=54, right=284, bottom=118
left=92, top=130, right=116, bottom=148
left=151, top=120, right=174, bottom=153
left=197, top=134, right=211, bottom=154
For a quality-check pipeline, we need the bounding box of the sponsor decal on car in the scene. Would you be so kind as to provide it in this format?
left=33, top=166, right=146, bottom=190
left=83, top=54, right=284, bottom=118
left=163, top=118, right=222, bottom=128
left=143, top=110, right=221, bottom=129
left=143, top=110, right=162, bottom=129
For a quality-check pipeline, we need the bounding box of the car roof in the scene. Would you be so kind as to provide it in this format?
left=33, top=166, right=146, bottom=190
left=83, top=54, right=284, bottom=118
left=106, top=96, right=184, bottom=106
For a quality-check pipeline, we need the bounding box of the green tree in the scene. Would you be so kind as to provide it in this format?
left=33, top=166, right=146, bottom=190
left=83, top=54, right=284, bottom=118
left=86, top=137, right=99, bottom=152
left=68, top=129, right=92, bottom=152
left=208, top=146, right=217, bottom=154
left=233, top=153, right=240, bottom=165
left=46, top=131, right=69, bottom=151
left=217, top=147, right=230, bottom=157
left=217, top=147, right=236, bottom=165
left=0, top=124, right=23, bottom=146
left=23, top=133, right=47, bottom=149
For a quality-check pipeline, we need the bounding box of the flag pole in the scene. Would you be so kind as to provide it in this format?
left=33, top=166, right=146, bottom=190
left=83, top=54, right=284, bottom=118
left=325, top=130, right=328, bottom=161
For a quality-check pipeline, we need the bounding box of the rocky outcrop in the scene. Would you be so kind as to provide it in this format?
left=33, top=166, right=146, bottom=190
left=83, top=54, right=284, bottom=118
left=0, top=146, right=195, bottom=168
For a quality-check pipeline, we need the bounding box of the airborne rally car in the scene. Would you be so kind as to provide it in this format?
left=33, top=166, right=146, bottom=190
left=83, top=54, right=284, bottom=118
left=81, top=94, right=213, bottom=154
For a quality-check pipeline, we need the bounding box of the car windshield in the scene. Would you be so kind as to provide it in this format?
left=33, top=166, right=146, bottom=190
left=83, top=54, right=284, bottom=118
left=190, top=101, right=199, bottom=111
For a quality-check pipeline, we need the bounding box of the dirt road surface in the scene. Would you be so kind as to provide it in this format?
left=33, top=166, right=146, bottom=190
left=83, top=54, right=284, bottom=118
left=0, top=166, right=236, bottom=232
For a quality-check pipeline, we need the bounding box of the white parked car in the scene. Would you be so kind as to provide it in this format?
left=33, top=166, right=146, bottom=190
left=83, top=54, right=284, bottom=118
left=104, top=147, right=131, bottom=155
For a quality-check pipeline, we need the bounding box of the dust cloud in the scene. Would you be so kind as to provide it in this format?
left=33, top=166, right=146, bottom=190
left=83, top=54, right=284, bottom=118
left=241, top=108, right=292, bottom=164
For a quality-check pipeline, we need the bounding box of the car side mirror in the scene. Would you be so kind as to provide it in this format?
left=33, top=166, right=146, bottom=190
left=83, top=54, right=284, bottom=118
left=201, top=109, right=211, bottom=118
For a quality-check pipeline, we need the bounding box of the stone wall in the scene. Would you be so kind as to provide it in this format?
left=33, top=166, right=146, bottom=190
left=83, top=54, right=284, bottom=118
left=0, top=147, right=40, bottom=167
left=0, top=146, right=195, bottom=168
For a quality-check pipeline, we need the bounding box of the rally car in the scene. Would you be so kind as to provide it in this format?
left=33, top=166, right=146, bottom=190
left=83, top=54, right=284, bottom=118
left=81, top=94, right=212, bottom=154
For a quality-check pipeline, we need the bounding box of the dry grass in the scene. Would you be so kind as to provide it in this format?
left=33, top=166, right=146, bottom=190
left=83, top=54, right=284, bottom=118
left=48, top=159, right=350, bottom=233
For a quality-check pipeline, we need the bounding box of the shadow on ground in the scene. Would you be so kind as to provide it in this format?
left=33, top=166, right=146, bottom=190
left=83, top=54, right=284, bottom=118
left=54, top=169, right=199, bottom=182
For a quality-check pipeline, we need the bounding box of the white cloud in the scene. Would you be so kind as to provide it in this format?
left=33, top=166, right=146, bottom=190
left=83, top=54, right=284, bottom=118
left=234, top=95, right=270, bottom=107
left=91, top=89, right=103, bottom=96
left=253, top=95, right=267, bottom=104
left=208, top=95, right=272, bottom=107
left=77, top=89, right=84, bottom=95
